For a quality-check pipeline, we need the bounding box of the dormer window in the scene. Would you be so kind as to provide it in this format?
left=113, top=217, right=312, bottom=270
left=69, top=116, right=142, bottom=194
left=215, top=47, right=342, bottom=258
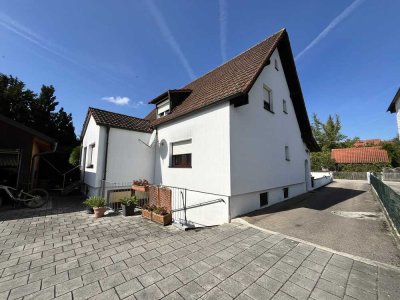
left=157, top=99, right=170, bottom=118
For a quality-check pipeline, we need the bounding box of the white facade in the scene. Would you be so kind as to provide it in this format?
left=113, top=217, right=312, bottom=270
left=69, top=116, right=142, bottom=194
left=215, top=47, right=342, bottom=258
left=81, top=116, right=154, bottom=197
left=81, top=49, right=325, bottom=227
left=229, top=49, right=312, bottom=217
left=395, top=100, right=400, bottom=139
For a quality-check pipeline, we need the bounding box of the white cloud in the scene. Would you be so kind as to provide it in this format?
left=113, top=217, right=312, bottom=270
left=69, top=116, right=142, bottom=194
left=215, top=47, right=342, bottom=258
left=145, top=0, right=196, bottom=80
left=295, top=0, right=366, bottom=61
left=219, top=0, right=228, bottom=62
left=102, top=96, right=130, bottom=106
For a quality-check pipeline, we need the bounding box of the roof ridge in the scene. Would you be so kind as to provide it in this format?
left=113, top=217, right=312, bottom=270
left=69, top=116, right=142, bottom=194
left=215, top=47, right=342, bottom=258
left=89, top=107, right=149, bottom=122
left=181, top=28, right=286, bottom=90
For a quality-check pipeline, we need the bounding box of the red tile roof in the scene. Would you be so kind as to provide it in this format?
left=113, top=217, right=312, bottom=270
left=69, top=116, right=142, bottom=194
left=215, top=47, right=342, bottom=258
left=331, top=147, right=389, bottom=164
left=81, top=107, right=152, bottom=139
left=353, top=139, right=382, bottom=147
left=146, top=29, right=319, bottom=151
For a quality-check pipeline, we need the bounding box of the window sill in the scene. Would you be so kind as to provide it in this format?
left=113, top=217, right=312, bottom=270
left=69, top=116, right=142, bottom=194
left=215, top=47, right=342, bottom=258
left=283, top=111, right=288, bottom=114
left=169, top=166, right=192, bottom=169
left=264, top=108, right=274, bottom=114
left=86, top=165, right=94, bottom=169
left=275, top=67, right=279, bottom=71
left=285, top=159, right=290, bottom=162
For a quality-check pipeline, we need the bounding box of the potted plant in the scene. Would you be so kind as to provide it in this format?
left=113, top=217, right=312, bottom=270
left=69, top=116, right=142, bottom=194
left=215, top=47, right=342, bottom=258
left=141, top=204, right=155, bottom=220
left=152, top=206, right=172, bottom=226
left=84, top=205, right=94, bottom=214
left=83, top=196, right=107, bottom=218
left=132, top=179, right=149, bottom=192
left=120, top=196, right=138, bottom=216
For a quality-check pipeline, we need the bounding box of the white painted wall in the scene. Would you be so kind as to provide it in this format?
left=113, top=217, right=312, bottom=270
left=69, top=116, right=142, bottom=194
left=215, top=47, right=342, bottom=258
left=229, top=49, right=311, bottom=217
left=395, top=99, right=400, bottom=139
left=154, top=102, right=231, bottom=225
left=106, top=128, right=154, bottom=184
left=81, top=116, right=106, bottom=196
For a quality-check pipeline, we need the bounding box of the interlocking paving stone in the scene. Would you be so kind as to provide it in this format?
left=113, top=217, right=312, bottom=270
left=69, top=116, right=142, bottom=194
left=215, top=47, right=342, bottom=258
left=115, top=278, right=143, bottom=298
left=156, top=274, right=183, bottom=295
left=1, top=208, right=399, bottom=300
left=134, top=283, right=164, bottom=300
left=72, top=281, right=102, bottom=300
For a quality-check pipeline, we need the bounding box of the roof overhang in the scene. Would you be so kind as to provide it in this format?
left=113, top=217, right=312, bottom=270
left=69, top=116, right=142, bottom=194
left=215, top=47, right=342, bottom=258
left=387, top=88, right=400, bottom=113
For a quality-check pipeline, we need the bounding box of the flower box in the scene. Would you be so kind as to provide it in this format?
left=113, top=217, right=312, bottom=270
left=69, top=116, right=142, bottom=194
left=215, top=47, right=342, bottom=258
left=132, top=185, right=149, bottom=192
left=142, top=209, right=152, bottom=220
left=152, top=212, right=172, bottom=226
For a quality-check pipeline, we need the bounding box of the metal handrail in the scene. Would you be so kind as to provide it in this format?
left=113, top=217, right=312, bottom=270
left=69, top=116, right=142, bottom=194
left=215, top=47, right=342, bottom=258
left=62, top=165, right=81, bottom=190
left=171, top=198, right=225, bottom=212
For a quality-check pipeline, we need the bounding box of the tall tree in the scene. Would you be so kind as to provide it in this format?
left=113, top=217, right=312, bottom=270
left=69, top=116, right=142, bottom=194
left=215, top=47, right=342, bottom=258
left=0, top=73, right=77, bottom=147
left=312, top=113, right=347, bottom=151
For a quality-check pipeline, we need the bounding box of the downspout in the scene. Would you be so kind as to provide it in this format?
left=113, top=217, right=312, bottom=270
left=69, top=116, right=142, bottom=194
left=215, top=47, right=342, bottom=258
left=101, top=126, right=110, bottom=197
left=153, top=128, right=158, bottom=184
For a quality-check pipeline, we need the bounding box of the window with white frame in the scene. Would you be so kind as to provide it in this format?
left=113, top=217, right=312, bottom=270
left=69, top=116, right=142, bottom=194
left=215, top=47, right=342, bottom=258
left=285, top=145, right=290, bottom=161
left=283, top=99, right=287, bottom=114
left=274, top=59, right=279, bottom=71
left=172, top=139, right=192, bottom=168
left=157, top=99, right=170, bottom=118
left=263, top=85, right=273, bottom=112
left=87, top=144, right=95, bottom=168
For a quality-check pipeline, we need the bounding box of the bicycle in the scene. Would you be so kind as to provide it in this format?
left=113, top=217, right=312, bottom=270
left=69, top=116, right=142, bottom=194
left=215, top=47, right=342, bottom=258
left=0, top=184, right=49, bottom=208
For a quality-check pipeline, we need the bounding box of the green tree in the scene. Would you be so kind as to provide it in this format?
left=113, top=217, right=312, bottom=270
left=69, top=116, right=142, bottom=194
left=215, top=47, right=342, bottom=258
left=69, top=146, right=81, bottom=166
left=311, top=113, right=347, bottom=151
left=310, top=151, right=336, bottom=171
left=382, top=139, right=400, bottom=167
left=0, top=73, right=77, bottom=147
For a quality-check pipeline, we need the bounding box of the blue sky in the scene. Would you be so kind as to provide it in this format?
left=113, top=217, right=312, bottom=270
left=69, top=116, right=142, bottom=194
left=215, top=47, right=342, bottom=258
left=0, top=0, right=399, bottom=140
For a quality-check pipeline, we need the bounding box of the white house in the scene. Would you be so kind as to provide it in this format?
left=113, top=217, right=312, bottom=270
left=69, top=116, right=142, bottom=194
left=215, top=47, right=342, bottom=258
left=80, top=29, right=320, bottom=226
left=387, top=88, right=400, bottom=139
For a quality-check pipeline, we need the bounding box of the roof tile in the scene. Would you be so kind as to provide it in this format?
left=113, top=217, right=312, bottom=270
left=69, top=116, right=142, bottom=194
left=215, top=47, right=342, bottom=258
left=331, top=147, right=389, bottom=164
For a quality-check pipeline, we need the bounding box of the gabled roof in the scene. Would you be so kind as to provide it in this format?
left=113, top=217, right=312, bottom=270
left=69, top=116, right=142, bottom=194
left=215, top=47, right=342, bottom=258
left=0, top=114, right=56, bottom=145
left=387, top=88, right=400, bottom=113
left=353, top=139, right=382, bottom=147
left=146, top=29, right=319, bottom=151
left=81, top=107, right=152, bottom=139
left=331, top=147, right=389, bottom=164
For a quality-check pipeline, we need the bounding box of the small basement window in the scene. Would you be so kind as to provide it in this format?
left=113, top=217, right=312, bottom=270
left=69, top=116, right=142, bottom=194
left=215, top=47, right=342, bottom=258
left=172, top=139, right=192, bottom=168
left=283, top=99, right=287, bottom=114
left=274, top=59, right=279, bottom=71
left=283, top=187, right=289, bottom=199
left=157, top=99, right=170, bottom=118
left=263, top=85, right=273, bottom=113
left=260, top=192, right=268, bottom=207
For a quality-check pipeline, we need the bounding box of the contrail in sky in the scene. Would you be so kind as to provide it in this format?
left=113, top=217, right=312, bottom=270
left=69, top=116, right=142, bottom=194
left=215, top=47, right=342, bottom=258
left=146, top=0, right=196, bottom=80
left=295, top=0, right=366, bottom=61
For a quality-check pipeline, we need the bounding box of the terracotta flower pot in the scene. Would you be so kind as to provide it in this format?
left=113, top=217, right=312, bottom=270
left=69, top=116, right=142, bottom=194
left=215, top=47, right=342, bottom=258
left=152, top=213, right=172, bottom=226
left=132, top=185, right=148, bottom=192
left=93, top=207, right=107, bottom=218
left=142, top=209, right=152, bottom=220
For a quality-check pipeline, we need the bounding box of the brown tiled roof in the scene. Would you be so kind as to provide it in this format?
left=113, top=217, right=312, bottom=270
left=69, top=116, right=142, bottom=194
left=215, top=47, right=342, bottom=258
left=331, top=147, right=389, bottom=164
left=146, top=29, right=319, bottom=151
left=81, top=107, right=152, bottom=139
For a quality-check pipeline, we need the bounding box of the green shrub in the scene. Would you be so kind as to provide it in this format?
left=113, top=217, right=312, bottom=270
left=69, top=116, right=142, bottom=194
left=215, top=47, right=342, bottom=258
left=120, top=196, right=138, bottom=206
left=83, top=196, right=105, bottom=208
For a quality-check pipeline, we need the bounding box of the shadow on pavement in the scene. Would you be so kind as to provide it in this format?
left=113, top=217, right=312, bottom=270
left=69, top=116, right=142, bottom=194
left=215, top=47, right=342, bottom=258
left=242, top=186, right=366, bottom=217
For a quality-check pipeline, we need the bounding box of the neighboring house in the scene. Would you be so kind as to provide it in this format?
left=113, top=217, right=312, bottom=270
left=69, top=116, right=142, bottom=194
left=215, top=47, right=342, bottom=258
left=80, top=29, right=320, bottom=226
left=387, top=88, right=400, bottom=139
left=0, top=114, right=57, bottom=189
left=353, top=139, right=382, bottom=147
left=331, top=147, right=390, bottom=166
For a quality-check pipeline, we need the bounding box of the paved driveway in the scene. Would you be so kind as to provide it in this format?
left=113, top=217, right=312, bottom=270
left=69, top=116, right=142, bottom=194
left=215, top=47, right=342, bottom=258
left=242, top=180, right=400, bottom=267
left=0, top=205, right=400, bottom=300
